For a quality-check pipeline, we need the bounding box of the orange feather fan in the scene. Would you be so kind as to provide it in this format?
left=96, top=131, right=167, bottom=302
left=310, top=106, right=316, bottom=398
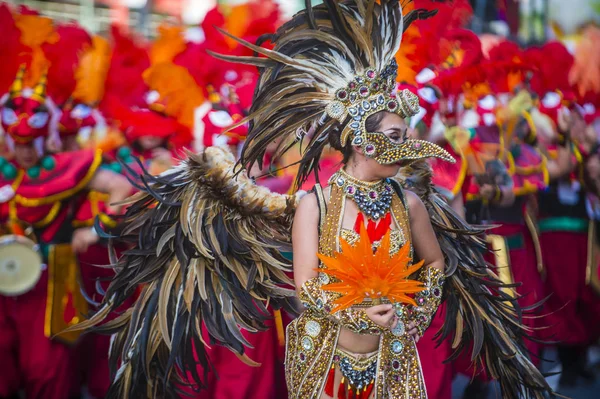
left=317, top=223, right=425, bottom=313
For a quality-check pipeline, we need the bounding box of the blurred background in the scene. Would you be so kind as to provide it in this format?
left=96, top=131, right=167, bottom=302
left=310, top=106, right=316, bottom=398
left=0, top=1, right=599, bottom=399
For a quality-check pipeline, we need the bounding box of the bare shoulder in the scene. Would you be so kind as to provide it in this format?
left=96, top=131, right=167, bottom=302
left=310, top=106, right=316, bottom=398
left=295, top=191, right=320, bottom=222
left=404, top=189, right=425, bottom=210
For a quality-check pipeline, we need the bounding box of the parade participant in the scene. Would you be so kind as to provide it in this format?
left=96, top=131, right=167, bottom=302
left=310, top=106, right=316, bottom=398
left=74, top=2, right=555, bottom=399
left=56, top=35, right=111, bottom=151
left=537, top=102, right=600, bottom=388
left=529, top=37, right=600, bottom=389
left=0, top=10, right=131, bottom=398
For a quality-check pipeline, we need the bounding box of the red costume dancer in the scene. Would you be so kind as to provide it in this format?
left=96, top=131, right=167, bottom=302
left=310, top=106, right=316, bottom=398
left=532, top=38, right=600, bottom=389
left=423, top=35, right=550, bottom=397
left=47, top=30, right=119, bottom=398
left=0, top=7, right=131, bottom=399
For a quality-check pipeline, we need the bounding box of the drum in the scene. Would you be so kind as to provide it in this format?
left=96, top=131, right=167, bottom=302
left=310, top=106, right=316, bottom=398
left=0, top=234, right=42, bottom=296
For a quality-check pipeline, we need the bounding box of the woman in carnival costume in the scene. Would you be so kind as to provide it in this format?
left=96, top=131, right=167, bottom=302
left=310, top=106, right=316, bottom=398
left=76, top=1, right=555, bottom=398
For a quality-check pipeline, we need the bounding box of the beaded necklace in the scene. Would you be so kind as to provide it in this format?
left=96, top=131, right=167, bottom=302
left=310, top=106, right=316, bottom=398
left=328, top=169, right=393, bottom=221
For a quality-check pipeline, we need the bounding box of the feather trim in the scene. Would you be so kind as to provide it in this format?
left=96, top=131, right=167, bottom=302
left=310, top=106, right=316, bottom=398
left=69, top=146, right=298, bottom=398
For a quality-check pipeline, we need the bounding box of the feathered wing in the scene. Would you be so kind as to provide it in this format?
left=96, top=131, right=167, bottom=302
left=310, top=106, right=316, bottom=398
left=399, top=160, right=553, bottom=399
left=70, top=146, right=298, bottom=398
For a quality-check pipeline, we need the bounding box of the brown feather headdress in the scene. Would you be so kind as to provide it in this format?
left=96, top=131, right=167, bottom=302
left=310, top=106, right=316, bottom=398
left=211, top=0, right=447, bottom=190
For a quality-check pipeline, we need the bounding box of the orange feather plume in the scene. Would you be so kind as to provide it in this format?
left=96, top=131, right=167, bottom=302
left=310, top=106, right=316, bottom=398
left=73, top=35, right=111, bottom=105
left=13, top=13, right=59, bottom=87
left=317, top=222, right=425, bottom=313
left=569, top=26, right=600, bottom=99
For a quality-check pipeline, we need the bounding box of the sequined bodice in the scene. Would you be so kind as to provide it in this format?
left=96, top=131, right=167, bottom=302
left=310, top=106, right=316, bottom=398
left=340, top=228, right=406, bottom=255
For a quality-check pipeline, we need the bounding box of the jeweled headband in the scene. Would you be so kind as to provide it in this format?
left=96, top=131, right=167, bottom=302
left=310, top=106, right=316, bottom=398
left=325, top=59, right=453, bottom=165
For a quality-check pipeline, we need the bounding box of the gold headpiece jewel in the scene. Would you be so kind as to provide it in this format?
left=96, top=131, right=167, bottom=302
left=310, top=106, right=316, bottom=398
left=325, top=59, right=421, bottom=146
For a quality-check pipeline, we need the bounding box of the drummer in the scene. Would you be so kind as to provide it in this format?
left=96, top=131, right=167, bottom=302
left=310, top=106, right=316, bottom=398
left=0, top=67, right=131, bottom=398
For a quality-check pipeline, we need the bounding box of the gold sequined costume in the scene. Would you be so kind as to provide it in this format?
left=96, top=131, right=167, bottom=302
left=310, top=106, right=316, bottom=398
left=286, top=178, right=443, bottom=398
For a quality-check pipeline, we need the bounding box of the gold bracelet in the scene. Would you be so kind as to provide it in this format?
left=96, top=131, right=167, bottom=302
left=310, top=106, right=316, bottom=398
left=411, top=267, right=445, bottom=334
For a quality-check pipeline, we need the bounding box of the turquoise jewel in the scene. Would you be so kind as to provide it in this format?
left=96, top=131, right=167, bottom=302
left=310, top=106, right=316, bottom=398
left=110, top=162, right=122, bottom=174
left=27, top=166, right=41, bottom=179
left=2, top=162, right=17, bottom=179
left=40, top=156, right=56, bottom=171
left=0, top=157, right=6, bottom=168
left=117, top=146, right=132, bottom=160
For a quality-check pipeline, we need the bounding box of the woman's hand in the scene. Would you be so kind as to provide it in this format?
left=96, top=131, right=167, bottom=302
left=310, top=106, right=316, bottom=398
left=405, top=321, right=421, bottom=342
left=364, top=304, right=396, bottom=328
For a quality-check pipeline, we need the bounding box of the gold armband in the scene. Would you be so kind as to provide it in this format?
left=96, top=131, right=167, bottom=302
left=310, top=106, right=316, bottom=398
left=410, top=267, right=445, bottom=336
left=299, top=275, right=383, bottom=335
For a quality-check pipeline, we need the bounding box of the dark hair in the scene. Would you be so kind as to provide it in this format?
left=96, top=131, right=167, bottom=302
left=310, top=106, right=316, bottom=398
left=328, top=111, right=386, bottom=164
left=365, top=110, right=386, bottom=133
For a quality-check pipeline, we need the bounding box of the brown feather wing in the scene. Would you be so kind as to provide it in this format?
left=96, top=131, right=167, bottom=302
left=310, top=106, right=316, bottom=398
left=72, top=147, right=298, bottom=398
left=398, top=160, right=554, bottom=399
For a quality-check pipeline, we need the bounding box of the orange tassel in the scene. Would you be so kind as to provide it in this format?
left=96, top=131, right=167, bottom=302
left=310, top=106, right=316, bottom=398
left=273, top=309, right=285, bottom=347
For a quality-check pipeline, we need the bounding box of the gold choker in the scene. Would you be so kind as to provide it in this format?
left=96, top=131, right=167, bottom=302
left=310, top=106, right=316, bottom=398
left=329, top=169, right=393, bottom=220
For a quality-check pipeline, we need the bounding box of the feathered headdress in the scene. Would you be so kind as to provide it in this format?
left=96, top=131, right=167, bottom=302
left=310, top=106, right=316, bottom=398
left=44, top=24, right=92, bottom=106
left=211, top=0, right=453, bottom=190
left=72, top=35, right=112, bottom=105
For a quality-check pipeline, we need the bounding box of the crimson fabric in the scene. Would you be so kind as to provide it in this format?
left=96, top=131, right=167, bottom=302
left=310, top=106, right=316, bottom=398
left=75, top=244, right=115, bottom=398
left=540, top=231, right=600, bottom=345
left=454, top=222, right=544, bottom=378
left=488, top=223, right=545, bottom=361
left=187, top=311, right=289, bottom=399
left=0, top=272, right=75, bottom=399
left=417, top=303, right=452, bottom=399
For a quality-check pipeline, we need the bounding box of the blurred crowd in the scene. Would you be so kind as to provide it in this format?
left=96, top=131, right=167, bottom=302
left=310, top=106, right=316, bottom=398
left=0, top=0, right=599, bottom=398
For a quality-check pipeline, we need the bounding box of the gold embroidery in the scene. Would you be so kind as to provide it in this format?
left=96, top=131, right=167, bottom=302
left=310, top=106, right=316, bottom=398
left=33, top=202, right=62, bottom=228
left=340, top=228, right=404, bottom=255
left=14, top=150, right=102, bottom=207
left=286, top=173, right=430, bottom=398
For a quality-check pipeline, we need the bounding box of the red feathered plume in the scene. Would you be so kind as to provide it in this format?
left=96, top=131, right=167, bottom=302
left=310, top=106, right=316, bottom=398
left=106, top=99, right=191, bottom=148
left=101, top=25, right=150, bottom=114
left=0, top=4, right=26, bottom=96
left=409, top=0, right=474, bottom=73
left=487, top=41, right=526, bottom=93
left=43, top=24, right=92, bottom=105
left=526, top=42, right=573, bottom=97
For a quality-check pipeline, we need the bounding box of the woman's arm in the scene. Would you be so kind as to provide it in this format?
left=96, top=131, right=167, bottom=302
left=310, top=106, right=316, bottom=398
left=406, top=190, right=444, bottom=272
left=292, top=192, right=320, bottom=291
left=406, top=190, right=446, bottom=338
